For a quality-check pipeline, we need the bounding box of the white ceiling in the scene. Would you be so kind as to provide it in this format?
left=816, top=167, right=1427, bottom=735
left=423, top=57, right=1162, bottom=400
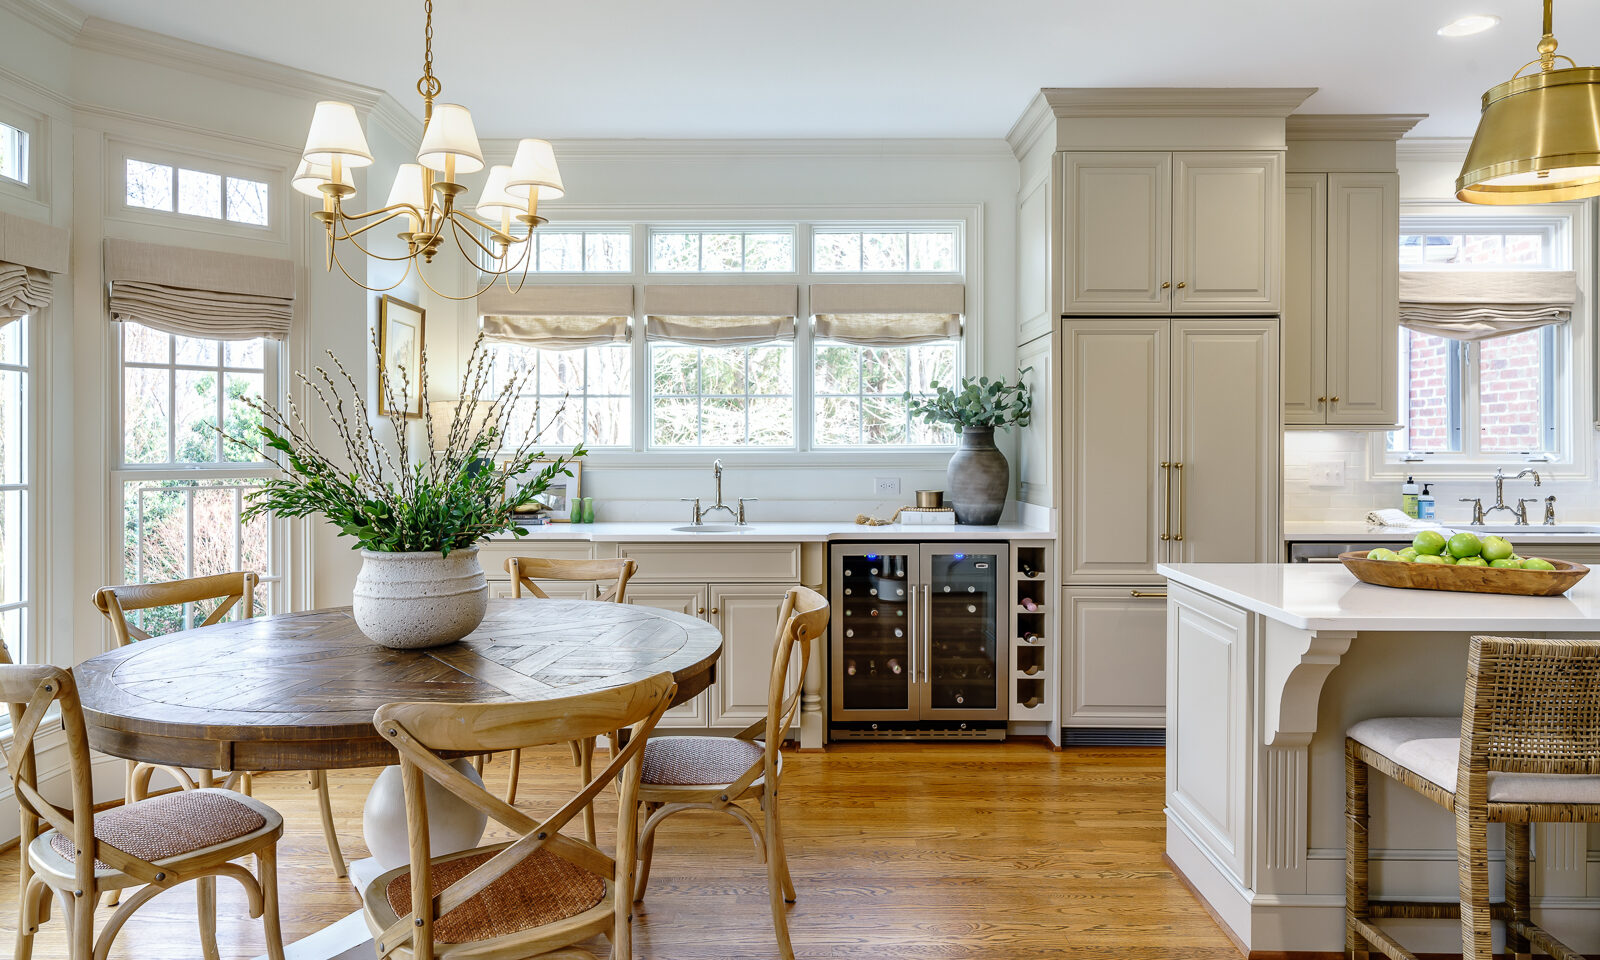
left=61, top=0, right=1600, bottom=139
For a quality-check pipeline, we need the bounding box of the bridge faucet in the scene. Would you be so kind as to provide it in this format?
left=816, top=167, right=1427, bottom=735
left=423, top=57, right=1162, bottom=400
left=682, top=459, right=754, bottom=525
left=1478, top=468, right=1541, bottom=524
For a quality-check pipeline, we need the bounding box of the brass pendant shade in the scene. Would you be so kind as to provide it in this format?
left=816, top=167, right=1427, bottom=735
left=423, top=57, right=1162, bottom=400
left=1457, top=0, right=1600, bottom=204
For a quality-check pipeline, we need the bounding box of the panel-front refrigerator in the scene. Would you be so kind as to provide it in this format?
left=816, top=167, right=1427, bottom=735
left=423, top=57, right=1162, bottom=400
left=829, top=542, right=1009, bottom=737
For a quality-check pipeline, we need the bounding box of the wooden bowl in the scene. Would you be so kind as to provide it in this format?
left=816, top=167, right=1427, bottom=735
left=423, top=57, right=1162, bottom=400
left=1338, top=551, right=1590, bottom=597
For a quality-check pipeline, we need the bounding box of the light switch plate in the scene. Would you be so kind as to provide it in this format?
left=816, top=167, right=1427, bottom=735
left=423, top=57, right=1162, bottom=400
left=874, top=477, right=901, bottom=495
left=1310, top=459, right=1346, bottom=487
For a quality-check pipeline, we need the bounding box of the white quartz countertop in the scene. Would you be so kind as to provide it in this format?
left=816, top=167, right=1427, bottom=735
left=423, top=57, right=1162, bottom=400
left=1284, top=521, right=1600, bottom=543
left=1158, top=562, right=1600, bottom=631
left=490, top=520, right=1053, bottom=543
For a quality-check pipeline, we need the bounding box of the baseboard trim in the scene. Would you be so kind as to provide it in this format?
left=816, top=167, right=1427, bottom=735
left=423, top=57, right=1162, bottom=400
left=1164, top=852, right=1248, bottom=957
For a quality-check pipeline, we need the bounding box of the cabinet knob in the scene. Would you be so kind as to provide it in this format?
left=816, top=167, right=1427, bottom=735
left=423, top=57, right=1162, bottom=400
left=710, top=607, right=719, bottom=616
left=697, top=607, right=706, bottom=615
left=1316, top=396, right=1327, bottom=404
left=1329, top=396, right=1341, bottom=403
left=1175, top=281, right=1187, bottom=289
left=1161, top=281, right=1171, bottom=290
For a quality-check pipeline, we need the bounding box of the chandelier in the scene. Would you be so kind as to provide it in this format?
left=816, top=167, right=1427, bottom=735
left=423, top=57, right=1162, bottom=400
left=290, top=0, right=560, bottom=298
left=1458, top=0, right=1600, bottom=204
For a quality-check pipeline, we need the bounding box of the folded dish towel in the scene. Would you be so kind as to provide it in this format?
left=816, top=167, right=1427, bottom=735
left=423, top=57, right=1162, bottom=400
left=1366, top=508, right=1425, bottom=527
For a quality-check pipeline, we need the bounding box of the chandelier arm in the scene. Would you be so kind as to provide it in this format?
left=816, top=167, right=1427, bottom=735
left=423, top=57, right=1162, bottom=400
left=330, top=224, right=426, bottom=265
left=451, top=208, right=518, bottom=245
left=448, top=216, right=537, bottom=281
left=411, top=259, right=513, bottom=302
left=330, top=204, right=428, bottom=241
left=326, top=239, right=417, bottom=294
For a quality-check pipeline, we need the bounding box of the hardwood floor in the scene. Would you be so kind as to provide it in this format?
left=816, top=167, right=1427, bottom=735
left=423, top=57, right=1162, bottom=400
left=0, top=742, right=1239, bottom=959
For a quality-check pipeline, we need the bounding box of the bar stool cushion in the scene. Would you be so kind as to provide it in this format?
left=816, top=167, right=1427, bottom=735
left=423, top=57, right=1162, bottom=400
left=1349, top=717, right=1600, bottom=803
left=641, top=736, right=766, bottom=786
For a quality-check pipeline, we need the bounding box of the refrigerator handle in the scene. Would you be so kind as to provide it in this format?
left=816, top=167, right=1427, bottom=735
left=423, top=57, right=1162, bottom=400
left=922, top=582, right=932, bottom=682
left=907, top=575, right=917, bottom=685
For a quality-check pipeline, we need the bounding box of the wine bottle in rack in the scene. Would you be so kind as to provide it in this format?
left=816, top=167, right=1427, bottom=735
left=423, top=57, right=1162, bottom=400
left=887, top=658, right=903, bottom=676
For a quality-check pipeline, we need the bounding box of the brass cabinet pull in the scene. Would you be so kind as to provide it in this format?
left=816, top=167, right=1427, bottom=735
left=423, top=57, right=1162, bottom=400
left=710, top=607, right=719, bottom=616
left=1159, top=461, right=1171, bottom=541
left=1174, top=462, right=1186, bottom=542
left=1329, top=395, right=1341, bottom=403
left=1175, top=281, right=1187, bottom=289
left=1316, top=396, right=1327, bottom=404
left=1130, top=590, right=1168, bottom=599
left=1161, top=281, right=1171, bottom=290
left=697, top=607, right=707, bottom=615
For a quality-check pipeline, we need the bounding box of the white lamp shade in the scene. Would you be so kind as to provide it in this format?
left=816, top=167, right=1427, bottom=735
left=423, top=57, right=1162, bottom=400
left=417, top=103, right=485, bottom=176
left=386, top=163, right=427, bottom=212
left=475, top=165, right=525, bottom=219
left=291, top=158, right=354, bottom=198
left=506, top=138, right=566, bottom=200
left=301, top=101, right=373, bottom=168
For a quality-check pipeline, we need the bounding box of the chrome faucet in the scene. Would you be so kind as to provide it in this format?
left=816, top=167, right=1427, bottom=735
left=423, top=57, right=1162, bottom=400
left=682, top=459, right=757, bottom=525
left=1476, top=467, right=1542, bottom=525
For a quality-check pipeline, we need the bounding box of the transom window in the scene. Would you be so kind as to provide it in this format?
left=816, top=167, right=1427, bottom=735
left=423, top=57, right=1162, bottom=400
left=485, top=342, right=632, bottom=447
left=650, top=343, right=794, bottom=446
left=125, top=158, right=270, bottom=227
left=485, top=228, right=631, bottom=274
left=649, top=229, right=795, bottom=273
left=814, top=342, right=957, bottom=445
left=812, top=227, right=959, bottom=273
left=0, top=121, right=27, bottom=186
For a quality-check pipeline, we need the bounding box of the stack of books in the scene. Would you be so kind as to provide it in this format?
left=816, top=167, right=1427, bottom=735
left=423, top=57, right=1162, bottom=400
left=898, top=507, right=956, bottom=526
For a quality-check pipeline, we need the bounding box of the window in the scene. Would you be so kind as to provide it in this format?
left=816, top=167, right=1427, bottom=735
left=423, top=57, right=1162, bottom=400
left=125, top=158, right=270, bottom=227
left=485, top=341, right=632, bottom=447
left=650, top=342, right=794, bottom=446
left=485, top=228, right=631, bottom=274
left=1388, top=217, right=1573, bottom=465
left=649, top=229, right=795, bottom=273
left=117, top=322, right=282, bottom=634
left=812, top=227, right=959, bottom=273
left=0, top=317, right=32, bottom=661
left=0, top=121, right=27, bottom=185
left=814, top=342, right=958, bottom=445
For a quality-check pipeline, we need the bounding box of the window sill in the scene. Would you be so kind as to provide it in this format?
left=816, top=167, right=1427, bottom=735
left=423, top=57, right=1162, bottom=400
left=578, top=449, right=955, bottom=469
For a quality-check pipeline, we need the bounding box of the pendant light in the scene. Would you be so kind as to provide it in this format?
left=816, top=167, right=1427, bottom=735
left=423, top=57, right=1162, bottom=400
left=1458, top=0, right=1600, bottom=204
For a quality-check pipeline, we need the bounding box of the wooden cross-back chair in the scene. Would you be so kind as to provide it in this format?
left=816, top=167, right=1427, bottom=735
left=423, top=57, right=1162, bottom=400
left=93, top=572, right=349, bottom=887
left=631, top=585, right=828, bottom=960
left=501, top=556, right=640, bottom=823
left=1346, top=636, right=1600, bottom=960
left=363, top=672, right=678, bottom=960
left=0, top=641, right=286, bottom=960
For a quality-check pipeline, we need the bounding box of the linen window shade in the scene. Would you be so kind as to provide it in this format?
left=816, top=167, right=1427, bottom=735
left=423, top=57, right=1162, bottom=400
left=1399, top=271, right=1577, bottom=342
left=104, top=238, right=294, bottom=341
left=810, top=282, right=964, bottom=346
left=0, top=211, right=69, bottom=323
left=643, top=284, right=798, bottom=346
left=478, top=284, right=634, bottom=350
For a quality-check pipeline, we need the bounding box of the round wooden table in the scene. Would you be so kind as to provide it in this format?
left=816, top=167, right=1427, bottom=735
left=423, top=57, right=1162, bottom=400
left=76, top=598, right=723, bottom=771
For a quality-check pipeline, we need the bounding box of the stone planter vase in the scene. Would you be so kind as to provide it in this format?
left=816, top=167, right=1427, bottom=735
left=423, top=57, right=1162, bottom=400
left=352, top=547, right=488, bottom=649
left=946, top=426, right=1009, bottom=526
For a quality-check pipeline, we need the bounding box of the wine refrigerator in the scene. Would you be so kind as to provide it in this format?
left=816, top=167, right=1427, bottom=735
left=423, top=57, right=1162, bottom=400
left=828, top=542, right=1010, bottom=738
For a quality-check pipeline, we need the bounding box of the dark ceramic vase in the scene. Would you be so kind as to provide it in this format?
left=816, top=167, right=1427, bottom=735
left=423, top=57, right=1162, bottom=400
left=946, top=426, right=1008, bottom=525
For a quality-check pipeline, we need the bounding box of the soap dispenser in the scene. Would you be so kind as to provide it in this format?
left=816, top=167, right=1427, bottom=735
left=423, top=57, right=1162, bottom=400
left=1417, top=483, right=1436, bottom=521
left=1401, top=476, right=1420, bottom=519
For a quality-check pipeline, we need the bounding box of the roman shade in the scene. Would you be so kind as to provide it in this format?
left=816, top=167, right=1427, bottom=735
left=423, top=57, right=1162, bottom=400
left=104, top=238, right=295, bottom=341
left=1399, top=270, right=1577, bottom=342
left=810, top=283, right=964, bottom=346
left=0, top=212, right=69, bottom=323
left=643, top=284, right=797, bottom=345
left=478, top=284, right=633, bottom=350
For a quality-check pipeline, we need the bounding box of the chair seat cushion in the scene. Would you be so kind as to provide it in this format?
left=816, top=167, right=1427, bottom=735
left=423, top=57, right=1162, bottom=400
left=46, top=788, right=268, bottom=870
left=384, top=847, right=605, bottom=944
left=642, top=736, right=765, bottom=786
left=1349, top=717, right=1600, bottom=803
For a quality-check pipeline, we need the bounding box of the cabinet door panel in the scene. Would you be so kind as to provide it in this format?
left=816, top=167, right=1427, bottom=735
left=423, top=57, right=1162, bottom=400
left=625, top=584, right=711, bottom=727
left=488, top=582, right=597, bottom=601
left=1283, top=174, right=1328, bottom=425
left=1173, top=152, right=1282, bottom=314
left=1326, top=172, right=1399, bottom=426
left=1062, top=153, right=1171, bottom=314
left=1063, top=321, right=1171, bottom=582
left=1065, top=587, right=1167, bottom=727
left=709, top=584, right=796, bottom=729
left=1169, top=321, right=1280, bottom=564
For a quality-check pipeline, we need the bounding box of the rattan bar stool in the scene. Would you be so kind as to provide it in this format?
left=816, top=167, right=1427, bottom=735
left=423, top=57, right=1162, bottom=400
left=1345, top=635, right=1600, bottom=960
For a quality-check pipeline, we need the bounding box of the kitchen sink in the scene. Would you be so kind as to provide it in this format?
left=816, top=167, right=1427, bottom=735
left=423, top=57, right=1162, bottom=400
left=669, top=523, right=745, bottom=533
left=1456, top=523, right=1600, bottom=536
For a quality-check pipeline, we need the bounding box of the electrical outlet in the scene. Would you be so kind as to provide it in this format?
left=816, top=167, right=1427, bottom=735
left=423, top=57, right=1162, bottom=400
left=874, top=477, right=901, bottom=496
left=1310, top=459, right=1346, bottom=487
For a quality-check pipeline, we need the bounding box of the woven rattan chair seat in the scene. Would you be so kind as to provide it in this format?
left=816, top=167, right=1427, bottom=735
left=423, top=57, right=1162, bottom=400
left=641, top=735, right=766, bottom=786
left=383, top=847, right=605, bottom=944
left=43, top=787, right=268, bottom=871
left=1350, top=716, right=1600, bottom=802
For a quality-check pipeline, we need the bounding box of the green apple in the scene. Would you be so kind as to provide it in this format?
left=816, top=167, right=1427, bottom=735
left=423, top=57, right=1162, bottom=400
left=1490, top=559, right=1522, bottom=569
left=1522, top=557, right=1557, bottom=571
left=1456, top=556, right=1488, bottom=567
left=1441, top=555, right=1458, bottom=564
left=1481, top=536, right=1514, bottom=562
left=1366, top=548, right=1402, bottom=562
left=1412, top=530, right=1447, bottom=556
left=1413, top=554, right=1450, bottom=565
left=1397, top=547, right=1420, bottom=561
left=1447, top=532, right=1484, bottom=559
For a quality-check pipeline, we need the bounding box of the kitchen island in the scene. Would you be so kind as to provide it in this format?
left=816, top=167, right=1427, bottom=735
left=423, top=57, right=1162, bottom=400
left=1158, top=562, right=1600, bottom=955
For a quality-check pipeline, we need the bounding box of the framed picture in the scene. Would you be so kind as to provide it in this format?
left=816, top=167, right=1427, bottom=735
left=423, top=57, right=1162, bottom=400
left=504, top=458, right=582, bottom=520
left=377, top=295, right=425, bottom=418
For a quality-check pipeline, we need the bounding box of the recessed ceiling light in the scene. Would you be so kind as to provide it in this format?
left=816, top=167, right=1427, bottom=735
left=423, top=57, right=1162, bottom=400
left=1438, top=14, right=1501, bottom=37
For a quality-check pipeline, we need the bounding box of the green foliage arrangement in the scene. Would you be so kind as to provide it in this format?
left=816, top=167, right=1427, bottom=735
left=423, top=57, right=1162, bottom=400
left=905, top=369, right=1034, bottom=431
left=226, top=332, right=583, bottom=555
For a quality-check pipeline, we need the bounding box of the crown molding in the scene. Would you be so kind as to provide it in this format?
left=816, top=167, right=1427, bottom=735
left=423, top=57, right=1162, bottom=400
left=1038, top=87, right=1318, bottom=119
left=1004, top=92, right=1056, bottom=158
left=480, top=137, right=1013, bottom=164
left=0, top=0, right=86, bottom=44
left=1396, top=137, right=1472, bottom=162
left=1286, top=114, right=1427, bottom=142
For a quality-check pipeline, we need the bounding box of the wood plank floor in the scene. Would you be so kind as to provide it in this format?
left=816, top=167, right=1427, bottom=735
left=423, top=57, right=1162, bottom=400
left=0, top=742, right=1239, bottom=959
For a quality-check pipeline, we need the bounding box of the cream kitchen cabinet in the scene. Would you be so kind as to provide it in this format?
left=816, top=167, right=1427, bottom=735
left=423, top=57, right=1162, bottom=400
left=624, top=583, right=715, bottom=727
left=1283, top=171, right=1399, bottom=427
left=1062, top=151, right=1282, bottom=316
left=1063, top=318, right=1281, bottom=583
left=1064, top=585, right=1168, bottom=728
